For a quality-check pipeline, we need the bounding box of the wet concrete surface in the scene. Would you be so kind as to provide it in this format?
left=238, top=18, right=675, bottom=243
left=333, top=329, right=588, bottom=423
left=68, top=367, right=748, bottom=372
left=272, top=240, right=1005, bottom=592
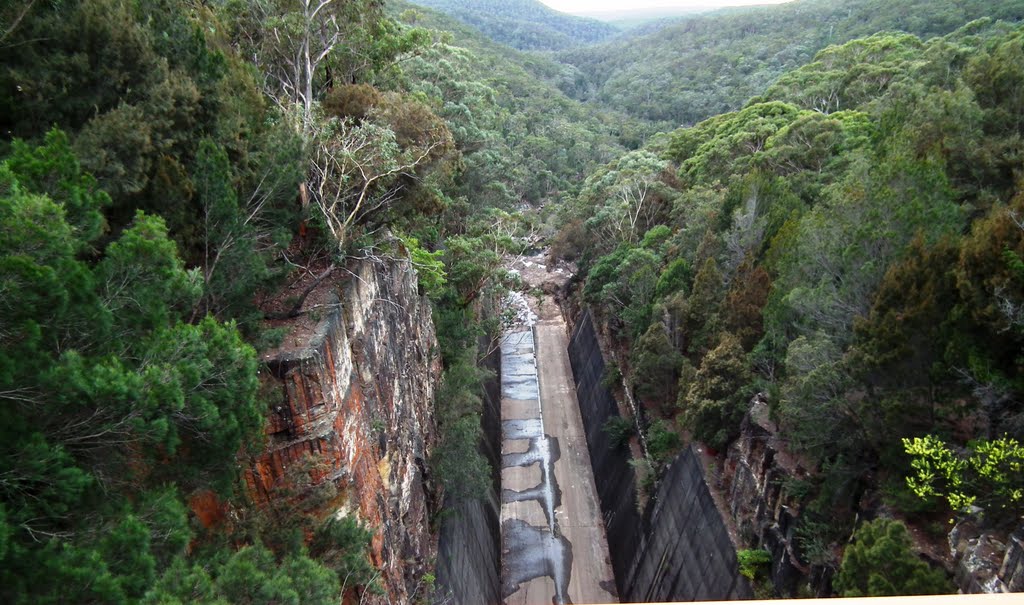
left=502, top=518, right=573, bottom=603
left=503, top=435, right=562, bottom=530
left=502, top=418, right=544, bottom=441
left=501, top=328, right=569, bottom=604
left=500, top=258, right=617, bottom=605
left=536, top=320, right=618, bottom=604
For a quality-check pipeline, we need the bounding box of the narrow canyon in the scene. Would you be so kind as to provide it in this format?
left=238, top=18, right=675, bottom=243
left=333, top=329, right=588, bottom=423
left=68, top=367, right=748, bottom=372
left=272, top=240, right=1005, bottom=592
left=499, top=253, right=618, bottom=604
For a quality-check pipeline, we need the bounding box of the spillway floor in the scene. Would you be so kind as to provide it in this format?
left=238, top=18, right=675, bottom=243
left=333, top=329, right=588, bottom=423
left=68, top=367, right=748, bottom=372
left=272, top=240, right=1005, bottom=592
left=499, top=294, right=617, bottom=605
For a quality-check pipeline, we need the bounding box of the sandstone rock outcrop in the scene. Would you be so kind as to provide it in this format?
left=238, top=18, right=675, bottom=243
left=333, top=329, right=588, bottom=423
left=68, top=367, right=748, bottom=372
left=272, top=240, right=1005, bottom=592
left=725, top=398, right=1024, bottom=597
left=721, top=398, right=834, bottom=596
left=952, top=516, right=1024, bottom=594
left=246, top=258, right=442, bottom=604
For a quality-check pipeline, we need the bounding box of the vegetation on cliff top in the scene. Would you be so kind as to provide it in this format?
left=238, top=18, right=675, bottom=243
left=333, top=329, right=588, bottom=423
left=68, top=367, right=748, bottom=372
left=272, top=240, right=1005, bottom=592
left=561, top=11, right=1024, bottom=592
left=3, top=0, right=1024, bottom=600
left=0, top=0, right=505, bottom=601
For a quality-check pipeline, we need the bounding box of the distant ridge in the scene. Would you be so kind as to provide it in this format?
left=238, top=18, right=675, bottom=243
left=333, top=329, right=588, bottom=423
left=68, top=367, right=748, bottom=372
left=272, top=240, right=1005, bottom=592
left=558, top=0, right=1024, bottom=125
left=583, top=8, right=704, bottom=32
left=566, top=0, right=796, bottom=27
left=411, top=0, right=619, bottom=50
left=577, top=6, right=712, bottom=24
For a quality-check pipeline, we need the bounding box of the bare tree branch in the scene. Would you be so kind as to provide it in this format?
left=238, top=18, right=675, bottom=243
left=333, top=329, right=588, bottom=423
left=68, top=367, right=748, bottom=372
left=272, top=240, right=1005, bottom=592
left=0, top=0, right=37, bottom=46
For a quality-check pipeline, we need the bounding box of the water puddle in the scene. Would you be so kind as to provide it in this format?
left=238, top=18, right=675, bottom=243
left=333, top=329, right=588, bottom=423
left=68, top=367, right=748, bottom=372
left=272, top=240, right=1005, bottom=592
left=501, top=518, right=574, bottom=605
left=500, top=288, right=575, bottom=604
left=502, top=331, right=539, bottom=400
left=502, top=435, right=562, bottom=530
left=502, top=418, right=543, bottom=441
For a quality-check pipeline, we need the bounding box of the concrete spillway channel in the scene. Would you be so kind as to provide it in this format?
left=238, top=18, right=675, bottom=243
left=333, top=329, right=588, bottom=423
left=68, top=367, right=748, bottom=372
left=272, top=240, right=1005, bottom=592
left=500, top=292, right=617, bottom=604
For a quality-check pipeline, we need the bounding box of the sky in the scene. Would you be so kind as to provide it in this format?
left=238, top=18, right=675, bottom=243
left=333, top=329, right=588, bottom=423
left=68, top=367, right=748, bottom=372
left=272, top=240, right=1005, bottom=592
left=539, top=0, right=793, bottom=15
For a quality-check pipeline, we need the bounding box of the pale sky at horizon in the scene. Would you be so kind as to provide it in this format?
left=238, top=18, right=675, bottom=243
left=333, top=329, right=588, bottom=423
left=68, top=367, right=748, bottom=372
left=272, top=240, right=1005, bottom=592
left=538, top=0, right=793, bottom=14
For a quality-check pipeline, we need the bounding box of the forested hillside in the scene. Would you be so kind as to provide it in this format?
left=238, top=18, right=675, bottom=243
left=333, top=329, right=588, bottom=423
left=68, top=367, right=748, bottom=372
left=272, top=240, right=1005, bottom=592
left=3, top=0, right=1024, bottom=601
left=0, top=0, right=577, bottom=602
left=557, top=15, right=1024, bottom=593
left=411, top=0, right=619, bottom=50
left=392, top=0, right=636, bottom=204
left=558, top=0, right=1024, bottom=126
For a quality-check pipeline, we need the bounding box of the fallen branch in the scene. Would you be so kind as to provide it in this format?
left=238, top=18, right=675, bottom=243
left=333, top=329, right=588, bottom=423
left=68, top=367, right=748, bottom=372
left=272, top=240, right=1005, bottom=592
left=265, top=263, right=336, bottom=320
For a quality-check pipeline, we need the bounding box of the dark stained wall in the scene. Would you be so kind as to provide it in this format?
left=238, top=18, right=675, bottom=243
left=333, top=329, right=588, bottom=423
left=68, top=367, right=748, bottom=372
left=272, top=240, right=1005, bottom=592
left=622, top=450, right=754, bottom=602
left=568, top=311, right=645, bottom=592
left=569, top=310, right=753, bottom=602
left=434, top=342, right=502, bottom=605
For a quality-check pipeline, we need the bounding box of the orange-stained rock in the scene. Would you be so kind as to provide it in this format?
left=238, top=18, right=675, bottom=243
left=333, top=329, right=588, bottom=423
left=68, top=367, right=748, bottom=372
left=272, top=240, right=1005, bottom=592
left=189, top=490, right=226, bottom=529
left=245, top=258, right=441, bottom=605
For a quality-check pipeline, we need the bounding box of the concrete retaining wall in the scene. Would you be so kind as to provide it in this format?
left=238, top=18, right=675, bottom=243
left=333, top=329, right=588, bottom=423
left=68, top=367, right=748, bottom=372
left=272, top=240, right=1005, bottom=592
left=434, top=494, right=501, bottom=604
left=434, top=342, right=502, bottom=604
left=568, top=312, right=645, bottom=592
left=568, top=310, right=753, bottom=602
left=624, top=449, right=754, bottom=602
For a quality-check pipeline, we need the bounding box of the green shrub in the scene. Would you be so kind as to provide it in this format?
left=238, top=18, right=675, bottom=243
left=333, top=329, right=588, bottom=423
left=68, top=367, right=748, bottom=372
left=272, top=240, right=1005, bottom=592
left=641, top=225, right=672, bottom=251
left=603, top=416, right=635, bottom=449
left=646, top=418, right=682, bottom=464
left=655, top=258, right=693, bottom=299
left=679, top=333, right=750, bottom=449
left=737, top=548, right=772, bottom=580
left=310, top=517, right=379, bottom=593
left=632, top=323, right=684, bottom=413
left=903, top=435, right=1024, bottom=521
left=629, top=457, right=655, bottom=511
left=601, top=365, right=622, bottom=391
left=834, top=519, right=952, bottom=596
left=397, top=232, right=447, bottom=298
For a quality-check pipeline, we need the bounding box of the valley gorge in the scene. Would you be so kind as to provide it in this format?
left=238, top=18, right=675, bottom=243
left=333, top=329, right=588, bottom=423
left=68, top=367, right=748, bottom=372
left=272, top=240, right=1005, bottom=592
left=236, top=241, right=1024, bottom=604
left=3, top=0, right=1024, bottom=603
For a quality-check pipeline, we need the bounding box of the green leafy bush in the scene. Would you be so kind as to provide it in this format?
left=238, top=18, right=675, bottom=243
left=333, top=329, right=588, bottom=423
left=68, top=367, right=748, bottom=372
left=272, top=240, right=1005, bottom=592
left=655, top=258, right=693, bottom=299
left=833, top=519, right=951, bottom=596
left=600, top=365, right=622, bottom=391
left=631, top=323, right=684, bottom=414
left=398, top=232, right=448, bottom=298
left=903, top=435, right=1024, bottom=520
left=679, top=334, right=750, bottom=450
left=603, top=416, right=635, bottom=449
left=310, top=517, right=379, bottom=593
left=737, top=548, right=772, bottom=580
left=430, top=349, right=493, bottom=502
left=646, top=418, right=682, bottom=464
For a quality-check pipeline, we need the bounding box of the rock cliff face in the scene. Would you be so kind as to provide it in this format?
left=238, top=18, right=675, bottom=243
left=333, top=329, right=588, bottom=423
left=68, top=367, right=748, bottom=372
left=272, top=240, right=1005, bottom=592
left=1003, top=529, right=1024, bottom=592
left=951, top=517, right=1024, bottom=593
left=246, top=258, right=442, bottom=604
left=724, top=400, right=1024, bottom=596
left=721, top=399, right=833, bottom=597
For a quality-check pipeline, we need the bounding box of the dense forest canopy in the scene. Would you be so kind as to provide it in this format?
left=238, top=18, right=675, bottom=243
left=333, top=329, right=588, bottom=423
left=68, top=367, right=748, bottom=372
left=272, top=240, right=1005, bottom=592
left=557, top=0, right=1024, bottom=126
left=2, top=0, right=1024, bottom=601
left=411, top=0, right=620, bottom=50
left=0, top=0, right=540, bottom=601
left=390, top=0, right=634, bottom=205
left=556, top=12, right=1024, bottom=586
